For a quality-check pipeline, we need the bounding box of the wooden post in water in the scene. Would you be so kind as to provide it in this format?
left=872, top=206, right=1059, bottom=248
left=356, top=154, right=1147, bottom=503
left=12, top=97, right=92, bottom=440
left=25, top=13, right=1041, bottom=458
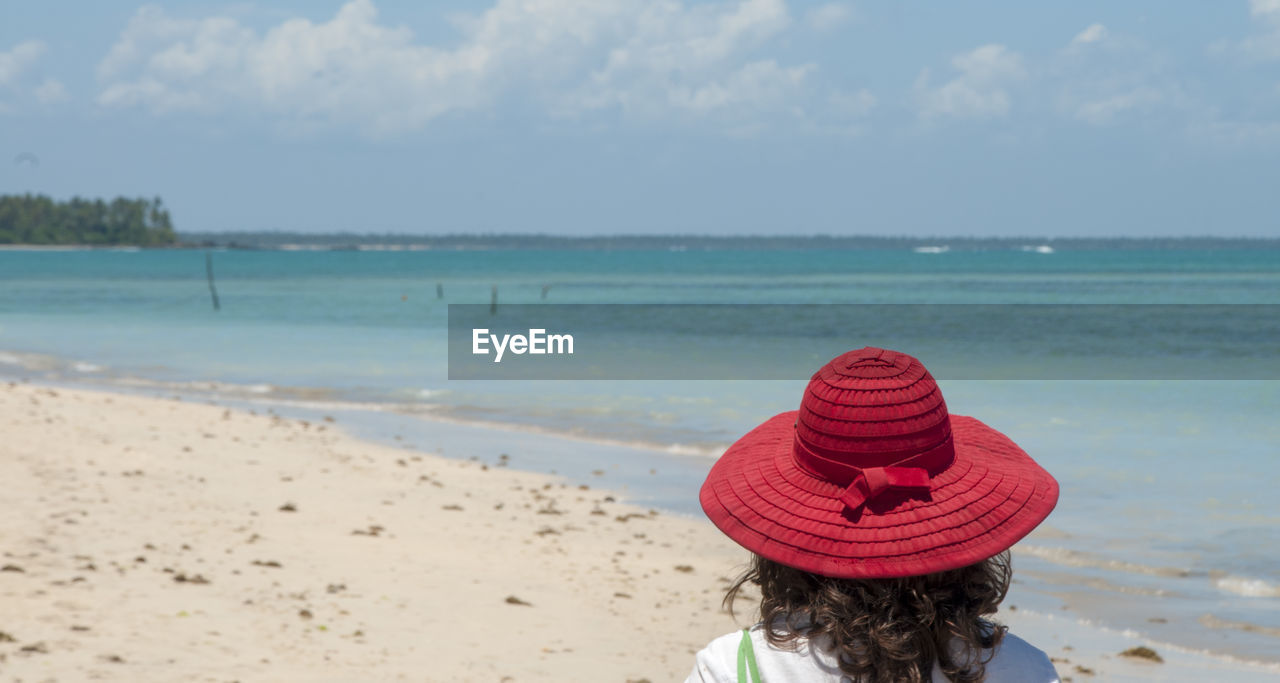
left=541, top=284, right=551, bottom=300
left=205, top=252, right=221, bottom=311
left=490, top=285, right=498, bottom=315
left=436, top=283, right=444, bottom=299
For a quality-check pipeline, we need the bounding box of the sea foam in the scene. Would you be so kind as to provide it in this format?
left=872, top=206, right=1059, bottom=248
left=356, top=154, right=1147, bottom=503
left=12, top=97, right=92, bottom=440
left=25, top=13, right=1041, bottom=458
left=1215, top=576, right=1280, bottom=598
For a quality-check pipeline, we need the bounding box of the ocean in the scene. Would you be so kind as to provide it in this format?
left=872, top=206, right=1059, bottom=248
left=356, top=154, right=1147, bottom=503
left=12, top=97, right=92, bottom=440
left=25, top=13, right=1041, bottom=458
left=1, top=243, right=1277, bottom=664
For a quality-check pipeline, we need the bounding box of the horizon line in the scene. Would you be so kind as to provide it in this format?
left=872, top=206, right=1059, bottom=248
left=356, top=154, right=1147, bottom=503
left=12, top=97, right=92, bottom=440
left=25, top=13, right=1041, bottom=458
left=176, top=231, right=1280, bottom=241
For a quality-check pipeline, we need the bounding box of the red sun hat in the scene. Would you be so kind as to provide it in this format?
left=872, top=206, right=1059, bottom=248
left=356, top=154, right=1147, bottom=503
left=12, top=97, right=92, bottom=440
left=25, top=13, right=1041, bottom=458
left=700, top=347, right=1058, bottom=579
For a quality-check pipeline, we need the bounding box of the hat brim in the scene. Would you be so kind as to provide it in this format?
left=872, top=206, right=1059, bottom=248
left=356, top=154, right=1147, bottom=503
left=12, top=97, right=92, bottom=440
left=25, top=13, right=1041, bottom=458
left=700, top=412, right=1059, bottom=579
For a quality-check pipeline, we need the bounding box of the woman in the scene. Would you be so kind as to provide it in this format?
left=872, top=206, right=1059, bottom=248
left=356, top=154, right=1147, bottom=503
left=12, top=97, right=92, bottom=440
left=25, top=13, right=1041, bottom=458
left=688, top=347, right=1061, bottom=682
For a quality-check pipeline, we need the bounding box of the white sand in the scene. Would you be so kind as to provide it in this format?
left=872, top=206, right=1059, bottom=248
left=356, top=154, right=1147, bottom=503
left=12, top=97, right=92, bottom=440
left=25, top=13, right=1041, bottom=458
left=2, top=382, right=1275, bottom=682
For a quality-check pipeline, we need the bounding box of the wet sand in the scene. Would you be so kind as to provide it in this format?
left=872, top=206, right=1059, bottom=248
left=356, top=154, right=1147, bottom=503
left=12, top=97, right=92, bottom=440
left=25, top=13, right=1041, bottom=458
left=2, top=382, right=1276, bottom=682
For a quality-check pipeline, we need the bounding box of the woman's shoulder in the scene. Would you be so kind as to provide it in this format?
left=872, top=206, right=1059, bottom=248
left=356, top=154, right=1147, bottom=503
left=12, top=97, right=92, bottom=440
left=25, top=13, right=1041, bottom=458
left=983, top=630, right=1061, bottom=682
left=683, top=629, right=744, bottom=683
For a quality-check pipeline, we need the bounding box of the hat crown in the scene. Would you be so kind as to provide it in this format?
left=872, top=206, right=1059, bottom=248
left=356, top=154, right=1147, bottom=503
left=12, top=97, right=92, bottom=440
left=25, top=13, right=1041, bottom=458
left=796, top=347, right=952, bottom=470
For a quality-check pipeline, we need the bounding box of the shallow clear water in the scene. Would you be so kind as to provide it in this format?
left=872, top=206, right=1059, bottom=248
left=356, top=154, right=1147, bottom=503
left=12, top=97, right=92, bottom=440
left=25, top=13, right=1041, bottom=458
left=1, top=245, right=1277, bottom=661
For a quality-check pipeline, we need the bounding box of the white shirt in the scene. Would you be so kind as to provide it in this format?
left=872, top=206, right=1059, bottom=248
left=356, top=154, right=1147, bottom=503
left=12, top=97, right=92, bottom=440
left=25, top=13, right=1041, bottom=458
left=685, top=625, right=1060, bottom=683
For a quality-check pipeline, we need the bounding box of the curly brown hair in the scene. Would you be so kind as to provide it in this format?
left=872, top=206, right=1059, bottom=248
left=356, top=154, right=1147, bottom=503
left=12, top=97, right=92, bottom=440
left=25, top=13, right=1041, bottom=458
left=724, top=551, right=1012, bottom=683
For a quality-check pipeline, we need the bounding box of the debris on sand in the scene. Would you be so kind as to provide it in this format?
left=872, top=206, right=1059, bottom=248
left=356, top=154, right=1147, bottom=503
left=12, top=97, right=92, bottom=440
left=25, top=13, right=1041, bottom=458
left=278, top=502, right=298, bottom=512
left=173, top=572, right=210, bottom=585
left=674, top=565, right=694, bottom=573
left=1119, top=646, right=1163, bottom=663
left=505, top=595, right=532, bottom=606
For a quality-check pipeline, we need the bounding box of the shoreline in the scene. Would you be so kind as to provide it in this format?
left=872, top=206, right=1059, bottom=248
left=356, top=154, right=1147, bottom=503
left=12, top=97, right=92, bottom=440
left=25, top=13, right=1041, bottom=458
left=2, top=381, right=1279, bottom=680
left=0, top=346, right=732, bottom=460
left=6, top=355, right=1280, bottom=667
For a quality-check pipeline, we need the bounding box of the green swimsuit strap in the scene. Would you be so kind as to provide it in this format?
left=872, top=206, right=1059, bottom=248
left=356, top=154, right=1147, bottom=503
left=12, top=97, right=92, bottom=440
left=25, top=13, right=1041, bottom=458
left=737, top=628, right=764, bottom=683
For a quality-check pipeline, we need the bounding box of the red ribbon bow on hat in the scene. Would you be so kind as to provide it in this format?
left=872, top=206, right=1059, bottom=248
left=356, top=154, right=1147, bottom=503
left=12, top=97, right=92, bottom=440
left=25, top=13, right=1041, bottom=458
left=792, top=431, right=954, bottom=515
left=837, top=464, right=932, bottom=512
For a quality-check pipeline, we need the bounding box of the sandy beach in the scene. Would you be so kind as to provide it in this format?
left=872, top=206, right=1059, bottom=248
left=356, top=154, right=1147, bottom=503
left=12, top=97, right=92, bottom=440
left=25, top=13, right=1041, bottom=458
left=2, top=381, right=1278, bottom=682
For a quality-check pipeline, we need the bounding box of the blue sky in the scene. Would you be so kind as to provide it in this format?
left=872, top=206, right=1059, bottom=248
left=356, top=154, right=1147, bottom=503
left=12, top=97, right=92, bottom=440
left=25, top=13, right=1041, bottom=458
left=2, top=0, right=1278, bottom=236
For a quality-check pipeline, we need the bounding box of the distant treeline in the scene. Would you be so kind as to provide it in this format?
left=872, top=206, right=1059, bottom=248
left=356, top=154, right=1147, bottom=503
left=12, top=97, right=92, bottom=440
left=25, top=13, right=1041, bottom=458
left=179, top=232, right=1280, bottom=251
left=0, top=194, right=176, bottom=246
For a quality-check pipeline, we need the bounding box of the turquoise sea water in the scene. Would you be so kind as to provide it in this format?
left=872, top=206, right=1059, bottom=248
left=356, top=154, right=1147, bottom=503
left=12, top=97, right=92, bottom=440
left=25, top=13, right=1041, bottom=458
left=1, top=245, right=1277, bottom=662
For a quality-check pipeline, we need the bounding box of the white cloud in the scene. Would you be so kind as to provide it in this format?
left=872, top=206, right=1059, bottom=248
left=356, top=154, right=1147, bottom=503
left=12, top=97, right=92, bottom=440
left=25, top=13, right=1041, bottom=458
left=915, top=44, right=1025, bottom=119
left=98, top=1, right=485, bottom=128
left=34, top=78, right=69, bottom=104
left=95, top=0, right=823, bottom=134
left=0, top=40, right=47, bottom=87
left=786, top=87, right=875, bottom=137
left=1231, top=0, right=1280, bottom=60
left=1072, top=23, right=1108, bottom=45
left=828, top=88, right=876, bottom=116
left=667, top=60, right=812, bottom=113
left=1073, top=86, right=1167, bottom=124
left=1252, top=0, right=1280, bottom=16
left=551, top=0, right=800, bottom=120
left=1053, top=28, right=1190, bottom=126
left=806, top=3, right=853, bottom=32
left=1, top=40, right=57, bottom=113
